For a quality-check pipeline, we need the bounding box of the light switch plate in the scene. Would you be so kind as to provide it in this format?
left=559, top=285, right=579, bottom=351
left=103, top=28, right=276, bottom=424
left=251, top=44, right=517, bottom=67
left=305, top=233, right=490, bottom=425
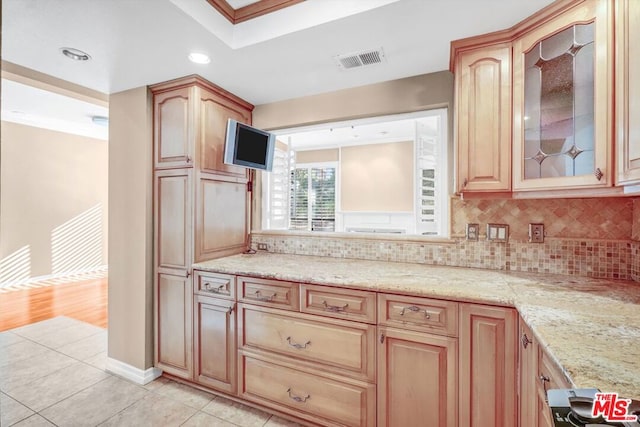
left=486, top=223, right=509, bottom=242
left=529, top=223, right=544, bottom=243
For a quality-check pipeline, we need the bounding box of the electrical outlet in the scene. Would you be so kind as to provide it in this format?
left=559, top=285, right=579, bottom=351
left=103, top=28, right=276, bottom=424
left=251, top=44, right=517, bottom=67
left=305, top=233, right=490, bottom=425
left=529, top=223, right=544, bottom=243
left=257, top=243, right=268, bottom=251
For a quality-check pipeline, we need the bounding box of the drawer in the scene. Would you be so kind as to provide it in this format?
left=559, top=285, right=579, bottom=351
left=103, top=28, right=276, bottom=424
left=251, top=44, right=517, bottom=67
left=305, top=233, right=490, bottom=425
left=239, top=352, right=376, bottom=427
left=194, top=271, right=235, bottom=300
left=238, top=276, right=299, bottom=311
left=300, top=284, right=376, bottom=324
left=378, top=294, right=458, bottom=336
left=238, top=304, right=376, bottom=381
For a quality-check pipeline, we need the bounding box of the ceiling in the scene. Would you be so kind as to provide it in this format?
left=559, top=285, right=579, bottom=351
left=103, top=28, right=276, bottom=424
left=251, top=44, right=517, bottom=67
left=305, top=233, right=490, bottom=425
left=2, top=0, right=555, bottom=106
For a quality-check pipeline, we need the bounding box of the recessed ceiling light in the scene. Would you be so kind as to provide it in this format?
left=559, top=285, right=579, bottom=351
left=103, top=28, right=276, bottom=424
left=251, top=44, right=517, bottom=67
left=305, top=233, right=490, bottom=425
left=60, top=47, right=91, bottom=61
left=188, top=52, right=211, bottom=64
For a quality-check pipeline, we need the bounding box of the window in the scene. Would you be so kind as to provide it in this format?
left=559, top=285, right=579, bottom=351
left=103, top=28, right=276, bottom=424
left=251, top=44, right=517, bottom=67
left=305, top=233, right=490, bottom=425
left=262, top=109, right=449, bottom=236
left=290, top=164, right=337, bottom=231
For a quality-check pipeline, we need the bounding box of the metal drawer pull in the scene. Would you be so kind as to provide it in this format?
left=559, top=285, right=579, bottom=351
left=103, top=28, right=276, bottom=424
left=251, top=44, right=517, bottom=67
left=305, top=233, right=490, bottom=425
left=286, top=336, right=311, bottom=349
left=227, top=304, right=235, bottom=315
left=252, top=290, right=276, bottom=301
left=322, top=300, right=349, bottom=313
left=540, top=374, right=550, bottom=401
left=521, top=333, right=532, bottom=349
left=287, top=388, right=310, bottom=403
left=204, top=283, right=224, bottom=293
left=399, top=305, right=431, bottom=319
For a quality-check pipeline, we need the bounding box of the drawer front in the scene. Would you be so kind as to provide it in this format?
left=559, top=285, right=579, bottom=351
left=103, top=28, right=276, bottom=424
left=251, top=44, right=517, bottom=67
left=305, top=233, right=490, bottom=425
left=239, top=305, right=376, bottom=381
left=300, top=284, right=376, bottom=324
left=238, top=276, right=299, bottom=311
left=195, top=271, right=235, bottom=300
left=378, top=294, right=458, bottom=336
left=240, top=353, right=376, bottom=427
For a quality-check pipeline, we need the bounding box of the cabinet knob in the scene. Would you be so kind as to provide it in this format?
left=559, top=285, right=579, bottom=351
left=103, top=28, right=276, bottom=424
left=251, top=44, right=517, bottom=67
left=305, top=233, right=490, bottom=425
left=595, top=168, right=603, bottom=181
left=521, top=333, right=533, bottom=349
left=186, top=156, right=192, bottom=163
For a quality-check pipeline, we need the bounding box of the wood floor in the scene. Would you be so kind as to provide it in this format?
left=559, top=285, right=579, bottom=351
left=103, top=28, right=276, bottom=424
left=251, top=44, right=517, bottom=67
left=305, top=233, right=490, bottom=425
left=0, top=278, right=108, bottom=332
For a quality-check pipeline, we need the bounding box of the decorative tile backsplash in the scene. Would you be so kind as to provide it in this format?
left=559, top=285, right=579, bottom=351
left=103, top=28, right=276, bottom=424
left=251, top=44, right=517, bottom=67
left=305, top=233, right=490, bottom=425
left=251, top=233, right=634, bottom=280
left=633, top=199, right=640, bottom=241
left=252, top=196, right=639, bottom=282
left=452, top=197, right=634, bottom=241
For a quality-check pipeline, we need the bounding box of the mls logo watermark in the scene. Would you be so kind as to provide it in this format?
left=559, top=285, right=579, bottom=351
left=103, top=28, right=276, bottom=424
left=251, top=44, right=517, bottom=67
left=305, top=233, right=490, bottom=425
left=591, top=392, right=639, bottom=423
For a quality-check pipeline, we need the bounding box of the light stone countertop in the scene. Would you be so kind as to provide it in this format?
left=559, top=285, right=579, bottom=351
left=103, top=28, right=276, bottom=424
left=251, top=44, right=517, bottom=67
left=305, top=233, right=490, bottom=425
left=194, top=252, right=640, bottom=399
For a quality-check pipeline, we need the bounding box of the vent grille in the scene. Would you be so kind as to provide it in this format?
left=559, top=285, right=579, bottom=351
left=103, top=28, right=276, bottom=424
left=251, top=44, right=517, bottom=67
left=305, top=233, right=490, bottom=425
left=334, top=48, right=385, bottom=70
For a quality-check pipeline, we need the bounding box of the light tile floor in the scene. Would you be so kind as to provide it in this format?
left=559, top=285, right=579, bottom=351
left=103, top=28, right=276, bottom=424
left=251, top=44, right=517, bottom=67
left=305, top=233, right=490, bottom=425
left=0, top=317, right=302, bottom=427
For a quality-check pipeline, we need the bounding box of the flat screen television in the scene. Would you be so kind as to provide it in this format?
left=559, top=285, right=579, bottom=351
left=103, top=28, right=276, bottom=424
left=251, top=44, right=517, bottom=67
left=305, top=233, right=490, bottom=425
left=223, top=119, right=276, bottom=172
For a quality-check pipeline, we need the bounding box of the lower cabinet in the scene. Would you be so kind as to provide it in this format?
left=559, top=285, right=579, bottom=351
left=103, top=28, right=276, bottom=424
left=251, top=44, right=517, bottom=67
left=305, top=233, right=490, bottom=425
left=173, top=272, right=557, bottom=426
left=459, top=303, right=518, bottom=427
left=155, top=273, right=193, bottom=380
left=193, top=294, right=236, bottom=393
left=519, top=316, right=572, bottom=427
left=377, top=326, right=458, bottom=427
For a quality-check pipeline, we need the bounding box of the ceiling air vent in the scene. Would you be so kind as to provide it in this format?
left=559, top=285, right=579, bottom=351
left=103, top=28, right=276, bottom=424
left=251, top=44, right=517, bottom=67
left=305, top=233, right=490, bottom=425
left=334, top=48, right=386, bottom=70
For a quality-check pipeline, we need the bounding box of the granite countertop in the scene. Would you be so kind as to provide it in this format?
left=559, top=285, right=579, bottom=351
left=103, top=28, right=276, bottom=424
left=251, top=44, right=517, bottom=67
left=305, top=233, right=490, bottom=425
left=194, top=252, right=640, bottom=399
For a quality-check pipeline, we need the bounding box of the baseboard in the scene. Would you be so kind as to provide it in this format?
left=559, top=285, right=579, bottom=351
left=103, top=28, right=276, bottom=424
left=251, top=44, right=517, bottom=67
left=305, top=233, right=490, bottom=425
left=105, top=357, right=162, bottom=385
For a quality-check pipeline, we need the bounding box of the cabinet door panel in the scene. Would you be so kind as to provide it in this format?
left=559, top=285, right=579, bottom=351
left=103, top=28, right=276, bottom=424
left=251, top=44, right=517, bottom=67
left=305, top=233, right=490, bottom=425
left=459, top=304, right=517, bottom=427
left=194, top=295, right=236, bottom=393
left=456, top=45, right=512, bottom=193
left=155, top=170, right=192, bottom=273
left=616, top=0, right=640, bottom=184
left=513, top=1, right=613, bottom=190
left=520, top=319, right=538, bottom=427
left=200, top=93, right=249, bottom=177
left=195, top=175, right=248, bottom=261
left=156, top=273, right=192, bottom=379
left=377, top=327, right=457, bottom=427
left=154, top=88, right=193, bottom=168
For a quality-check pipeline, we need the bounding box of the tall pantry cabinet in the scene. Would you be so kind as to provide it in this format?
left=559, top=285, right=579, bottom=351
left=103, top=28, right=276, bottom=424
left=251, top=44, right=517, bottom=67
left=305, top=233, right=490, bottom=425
left=151, top=76, right=254, bottom=380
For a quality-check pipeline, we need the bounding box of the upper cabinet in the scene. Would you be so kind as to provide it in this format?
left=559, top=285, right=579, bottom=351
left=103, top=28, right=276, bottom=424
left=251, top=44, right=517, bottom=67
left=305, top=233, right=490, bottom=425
left=455, top=44, right=512, bottom=193
left=452, top=0, right=627, bottom=197
left=152, top=75, right=253, bottom=176
left=512, top=0, right=613, bottom=191
left=616, top=0, right=640, bottom=186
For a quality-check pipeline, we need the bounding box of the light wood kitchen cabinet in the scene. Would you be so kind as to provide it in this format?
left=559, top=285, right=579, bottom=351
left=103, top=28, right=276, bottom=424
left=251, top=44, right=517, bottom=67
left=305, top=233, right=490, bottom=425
left=519, top=319, right=538, bottom=427
left=154, top=169, right=193, bottom=274
left=153, top=76, right=253, bottom=173
left=152, top=76, right=253, bottom=384
left=536, top=343, right=572, bottom=427
left=198, top=89, right=251, bottom=177
left=377, top=326, right=458, bottom=427
left=616, top=0, right=640, bottom=185
left=154, top=86, right=193, bottom=169
left=454, top=44, right=512, bottom=194
left=155, top=273, right=193, bottom=379
left=193, top=294, right=236, bottom=393
left=194, top=173, right=249, bottom=262
left=512, top=0, right=614, bottom=191
left=459, top=303, right=517, bottom=427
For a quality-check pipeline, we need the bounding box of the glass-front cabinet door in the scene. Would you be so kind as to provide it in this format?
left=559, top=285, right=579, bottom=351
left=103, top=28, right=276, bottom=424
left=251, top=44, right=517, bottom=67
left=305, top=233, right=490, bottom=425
left=512, top=0, right=613, bottom=191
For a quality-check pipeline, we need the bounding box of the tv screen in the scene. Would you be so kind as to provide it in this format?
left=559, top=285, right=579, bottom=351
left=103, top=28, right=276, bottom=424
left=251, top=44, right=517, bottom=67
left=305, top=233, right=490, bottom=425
left=223, top=119, right=275, bottom=171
